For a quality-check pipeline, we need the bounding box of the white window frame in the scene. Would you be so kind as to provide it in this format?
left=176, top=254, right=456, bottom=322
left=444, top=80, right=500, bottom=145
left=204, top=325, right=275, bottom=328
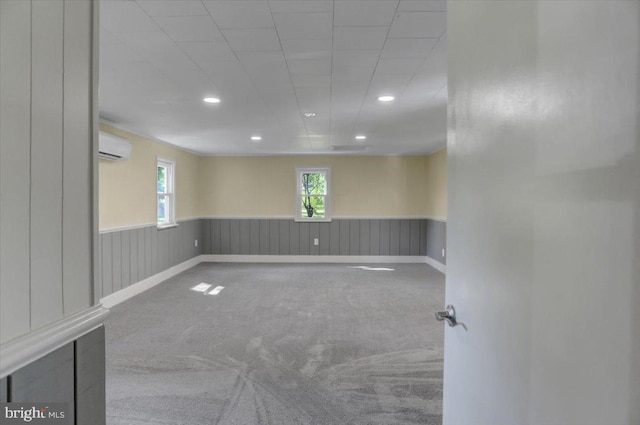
left=295, top=167, right=331, bottom=222
left=157, top=157, right=176, bottom=228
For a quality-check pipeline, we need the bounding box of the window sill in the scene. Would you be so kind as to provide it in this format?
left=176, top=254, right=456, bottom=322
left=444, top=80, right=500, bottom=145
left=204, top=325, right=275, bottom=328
left=157, top=223, right=179, bottom=230
left=294, top=218, right=332, bottom=223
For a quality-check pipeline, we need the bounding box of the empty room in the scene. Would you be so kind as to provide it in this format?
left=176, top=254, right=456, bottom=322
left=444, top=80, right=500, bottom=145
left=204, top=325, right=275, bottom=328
left=1, top=1, right=639, bottom=425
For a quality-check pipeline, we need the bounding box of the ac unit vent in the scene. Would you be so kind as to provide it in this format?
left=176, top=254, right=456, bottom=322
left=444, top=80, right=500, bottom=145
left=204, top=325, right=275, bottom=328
left=98, top=131, right=132, bottom=161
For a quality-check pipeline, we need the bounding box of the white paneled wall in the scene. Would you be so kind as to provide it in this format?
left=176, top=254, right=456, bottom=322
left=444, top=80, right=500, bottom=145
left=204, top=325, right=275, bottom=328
left=0, top=0, right=97, bottom=344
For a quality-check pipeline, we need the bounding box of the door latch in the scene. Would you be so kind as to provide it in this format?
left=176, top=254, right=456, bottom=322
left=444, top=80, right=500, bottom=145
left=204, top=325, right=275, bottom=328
left=435, top=305, right=467, bottom=330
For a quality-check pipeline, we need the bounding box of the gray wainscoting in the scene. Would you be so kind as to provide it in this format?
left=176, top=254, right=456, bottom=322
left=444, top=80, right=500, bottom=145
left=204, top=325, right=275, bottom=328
left=98, top=218, right=446, bottom=300
left=201, top=218, right=446, bottom=261
left=426, top=219, right=447, bottom=265
left=0, top=326, right=105, bottom=425
left=99, top=220, right=202, bottom=298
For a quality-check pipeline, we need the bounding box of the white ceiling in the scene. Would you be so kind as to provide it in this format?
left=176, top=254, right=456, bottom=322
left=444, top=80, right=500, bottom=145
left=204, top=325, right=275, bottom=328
left=99, top=0, right=447, bottom=155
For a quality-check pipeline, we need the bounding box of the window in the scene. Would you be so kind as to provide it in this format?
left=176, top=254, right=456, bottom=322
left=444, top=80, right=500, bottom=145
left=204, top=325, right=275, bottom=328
left=157, top=158, right=175, bottom=227
left=295, top=167, right=331, bottom=221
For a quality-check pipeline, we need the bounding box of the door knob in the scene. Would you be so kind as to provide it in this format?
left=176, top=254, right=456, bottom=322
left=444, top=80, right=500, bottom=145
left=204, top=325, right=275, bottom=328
left=435, top=305, right=467, bottom=330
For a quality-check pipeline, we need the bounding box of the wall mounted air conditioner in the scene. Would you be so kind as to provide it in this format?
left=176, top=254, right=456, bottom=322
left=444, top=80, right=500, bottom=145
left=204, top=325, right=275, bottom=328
left=98, top=131, right=132, bottom=161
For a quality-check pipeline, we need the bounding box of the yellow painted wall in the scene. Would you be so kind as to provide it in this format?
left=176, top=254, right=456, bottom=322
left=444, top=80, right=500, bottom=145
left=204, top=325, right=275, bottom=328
left=99, top=124, right=448, bottom=229
left=424, top=148, right=447, bottom=219
left=198, top=156, right=431, bottom=217
left=99, top=124, right=201, bottom=229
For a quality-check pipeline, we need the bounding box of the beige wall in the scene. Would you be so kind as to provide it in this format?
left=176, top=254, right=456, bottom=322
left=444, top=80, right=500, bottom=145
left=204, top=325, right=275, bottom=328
left=99, top=124, right=448, bottom=228
left=199, top=155, right=431, bottom=217
left=424, top=148, right=447, bottom=219
left=99, top=124, right=201, bottom=229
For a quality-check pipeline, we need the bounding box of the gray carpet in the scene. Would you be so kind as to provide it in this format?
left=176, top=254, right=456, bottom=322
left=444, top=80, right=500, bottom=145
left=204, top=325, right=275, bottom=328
left=105, top=263, right=445, bottom=425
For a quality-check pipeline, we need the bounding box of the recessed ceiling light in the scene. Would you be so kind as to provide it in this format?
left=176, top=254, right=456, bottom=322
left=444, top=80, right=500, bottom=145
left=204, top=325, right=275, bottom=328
left=303, top=112, right=316, bottom=117
left=355, top=135, right=367, bottom=140
left=377, top=95, right=395, bottom=102
left=203, top=97, right=221, bottom=104
left=250, top=136, right=262, bottom=142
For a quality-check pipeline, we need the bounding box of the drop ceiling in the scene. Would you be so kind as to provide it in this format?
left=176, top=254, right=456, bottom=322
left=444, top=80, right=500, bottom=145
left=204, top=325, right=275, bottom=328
left=99, top=0, right=447, bottom=155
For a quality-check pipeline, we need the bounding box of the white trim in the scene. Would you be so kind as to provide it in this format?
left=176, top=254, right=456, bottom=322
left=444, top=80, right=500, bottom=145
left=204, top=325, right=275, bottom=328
left=0, top=305, right=110, bottom=378
left=199, top=216, right=296, bottom=220
left=188, top=216, right=446, bottom=221
left=424, top=216, right=447, bottom=223
left=100, top=256, right=201, bottom=308
left=157, top=157, right=176, bottom=227
left=99, top=217, right=202, bottom=234
left=425, top=256, right=446, bottom=273
left=99, top=222, right=157, bottom=234
left=157, top=223, right=179, bottom=230
left=200, top=255, right=428, bottom=264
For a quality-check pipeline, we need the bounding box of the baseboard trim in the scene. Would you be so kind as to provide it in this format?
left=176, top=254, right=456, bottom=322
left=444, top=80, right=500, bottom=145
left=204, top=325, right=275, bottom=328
left=0, top=305, right=110, bottom=378
left=100, top=256, right=201, bottom=308
left=200, top=255, right=428, bottom=264
left=425, top=256, right=446, bottom=273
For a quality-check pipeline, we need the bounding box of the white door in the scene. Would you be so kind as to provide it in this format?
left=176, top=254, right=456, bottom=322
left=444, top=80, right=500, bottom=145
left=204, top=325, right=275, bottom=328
left=444, top=1, right=640, bottom=424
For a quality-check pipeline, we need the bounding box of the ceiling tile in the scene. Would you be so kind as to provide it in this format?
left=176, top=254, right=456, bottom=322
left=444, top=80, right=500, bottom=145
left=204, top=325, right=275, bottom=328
left=334, top=1, right=398, bottom=27
left=291, top=74, right=331, bottom=88
left=332, top=50, right=380, bottom=71
left=375, top=58, right=424, bottom=74
left=179, top=41, right=237, bottom=64
left=398, top=0, right=447, bottom=12
left=381, top=38, right=437, bottom=58
left=288, top=59, right=332, bottom=76
left=223, top=28, right=282, bottom=51
left=136, top=1, right=209, bottom=17
left=203, top=1, right=274, bottom=29
left=333, top=27, right=389, bottom=50
left=272, top=13, right=333, bottom=40
left=101, top=1, right=160, bottom=33
left=282, top=39, right=332, bottom=60
left=389, top=11, right=446, bottom=38
left=269, top=0, right=333, bottom=14
left=154, top=16, right=224, bottom=42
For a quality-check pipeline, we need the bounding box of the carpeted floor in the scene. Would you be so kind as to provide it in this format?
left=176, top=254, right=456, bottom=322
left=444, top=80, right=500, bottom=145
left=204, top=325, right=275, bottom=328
left=105, top=263, right=445, bottom=425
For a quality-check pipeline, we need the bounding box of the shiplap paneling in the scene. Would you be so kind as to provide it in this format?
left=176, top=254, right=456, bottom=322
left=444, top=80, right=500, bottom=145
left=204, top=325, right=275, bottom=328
left=198, top=218, right=443, bottom=259
left=30, top=0, right=64, bottom=330
left=339, top=220, right=350, bottom=255
left=99, top=220, right=204, bottom=298
left=349, top=221, right=360, bottom=255
left=289, top=220, right=300, bottom=254
left=10, top=343, right=75, bottom=424
left=75, top=326, right=106, bottom=425
left=269, top=220, right=280, bottom=255
left=0, top=377, right=7, bottom=402
left=370, top=219, right=381, bottom=255
left=427, top=219, right=447, bottom=264
left=310, top=222, right=320, bottom=256
left=300, top=222, right=310, bottom=255
left=62, top=0, right=93, bottom=316
left=279, top=219, right=290, bottom=255
left=359, top=220, right=370, bottom=256
left=97, top=218, right=445, bottom=299
left=319, top=222, right=330, bottom=255
left=101, top=234, right=113, bottom=297
left=330, top=220, right=340, bottom=255
left=400, top=220, right=411, bottom=256
left=112, top=232, right=122, bottom=293
left=259, top=220, right=270, bottom=255
left=0, top=0, right=32, bottom=342
left=380, top=219, right=390, bottom=255
left=3, top=326, right=106, bottom=424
